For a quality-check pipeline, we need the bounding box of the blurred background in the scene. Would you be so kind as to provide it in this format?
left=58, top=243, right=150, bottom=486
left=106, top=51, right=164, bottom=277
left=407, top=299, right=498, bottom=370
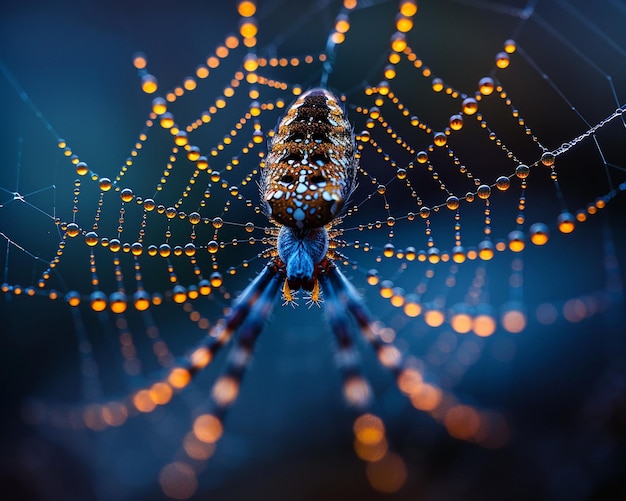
left=1, top=0, right=625, bottom=499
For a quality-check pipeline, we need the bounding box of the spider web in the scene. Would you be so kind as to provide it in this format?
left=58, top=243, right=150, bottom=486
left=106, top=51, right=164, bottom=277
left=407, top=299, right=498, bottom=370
left=1, top=1, right=625, bottom=500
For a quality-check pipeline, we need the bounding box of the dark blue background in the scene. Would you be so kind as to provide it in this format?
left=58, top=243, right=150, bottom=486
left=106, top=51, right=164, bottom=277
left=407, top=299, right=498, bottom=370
left=1, top=1, right=625, bottom=500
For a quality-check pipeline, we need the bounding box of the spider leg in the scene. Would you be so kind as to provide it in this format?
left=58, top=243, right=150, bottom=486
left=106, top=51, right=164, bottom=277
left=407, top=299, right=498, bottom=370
left=318, top=271, right=396, bottom=467
left=326, top=265, right=403, bottom=374
left=175, top=263, right=279, bottom=381
left=327, top=265, right=509, bottom=447
left=318, top=271, right=372, bottom=410
left=304, top=278, right=323, bottom=308
left=185, top=271, right=283, bottom=454
left=207, top=271, right=282, bottom=417
left=281, top=278, right=299, bottom=307
left=105, top=264, right=279, bottom=412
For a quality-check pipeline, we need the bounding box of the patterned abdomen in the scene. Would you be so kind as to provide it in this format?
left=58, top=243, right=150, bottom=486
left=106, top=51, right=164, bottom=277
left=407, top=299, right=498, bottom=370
left=261, top=88, right=357, bottom=229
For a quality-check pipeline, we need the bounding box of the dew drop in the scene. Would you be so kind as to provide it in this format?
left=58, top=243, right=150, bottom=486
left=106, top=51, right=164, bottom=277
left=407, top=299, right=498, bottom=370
left=159, top=244, right=172, bottom=257
left=109, top=292, right=128, bottom=313
left=120, top=188, right=134, bottom=203
left=557, top=211, right=575, bottom=234
left=85, top=231, right=99, bottom=246
left=541, top=151, right=555, bottom=167
left=133, top=290, right=151, bottom=311
left=515, top=164, right=529, bottom=179
left=477, top=184, right=491, bottom=199
left=446, top=196, right=460, bottom=210
left=66, top=222, right=80, bottom=238
left=495, top=176, right=510, bottom=191
left=99, top=178, right=112, bottom=191
left=462, top=97, right=478, bottom=115
left=529, top=222, right=549, bottom=245
left=90, top=291, right=107, bottom=312
left=188, top=212, right=201, bottom=225
left=508, top=230, right=525, bottom=252
left=210, top=272, right=223, bottom=288
left=478, top=77, right=495, bottom=95
left=433, top=132, right=447, bottom=147
left=449, top=114, right=463, bottom=130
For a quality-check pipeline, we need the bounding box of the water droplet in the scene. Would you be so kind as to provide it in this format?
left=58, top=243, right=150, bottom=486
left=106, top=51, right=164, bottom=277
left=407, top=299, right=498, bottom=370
left=449, top=114, right=463, bottom=130
left=133, top=290, right=151, bottom=311
left=495, top=176, right=510, bottom=191
left=66, top=222, right=80, bottom=238
left=541, top=151, right=555, bottom=167
left=446, top=196, right=459, bottom=210
left=477, top=184, right=491, bottom=199
left=529, top=222, right=549, bottom=245
left=85, top=231, right=99, bottom=246
left=120, top=188, right=134, bottom=203
left=508, top=230, right=525, bottom=252
left=515, top=164, right=529, bottom=178
left=503, top=39, right=517, bottom=54
left=478, top=77, right=495, bottom=95
left=462, top=97, right=478, bottom=115
left=109, top=292, right=128, bottom=313
left=188, top=212, right=201, bottom=225
left=76, top=161, right=88, bottom=176
left=478, top=240, right=494, bottom=260
left=433, top=132, right=447, bottom=147
left=141, top=74, right=158, bottom=94
left=210, top=272, right=223, bottom=288
left=160, top=112, right=175, bottom=129
left=90, top=291, right=107, bottom=312
left=366, top=269, right=379, bottom=286
left=159, top=244, right=172, bottom=257
left=495, top=52, right=510, bottom=68
left=557, top=212, right=575, bottom=234
left=99, top=178, right=112, bottom=191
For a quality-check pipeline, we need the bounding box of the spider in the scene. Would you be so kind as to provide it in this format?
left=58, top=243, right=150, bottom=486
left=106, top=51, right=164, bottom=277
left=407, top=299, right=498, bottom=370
left=75, top=88, right=498, bottom=490
left=166, top=88, right=413, bottom=449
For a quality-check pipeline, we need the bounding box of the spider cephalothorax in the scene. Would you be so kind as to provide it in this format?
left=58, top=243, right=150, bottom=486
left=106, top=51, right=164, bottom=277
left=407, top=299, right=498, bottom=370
left=261, top=88, right=357, bottom=301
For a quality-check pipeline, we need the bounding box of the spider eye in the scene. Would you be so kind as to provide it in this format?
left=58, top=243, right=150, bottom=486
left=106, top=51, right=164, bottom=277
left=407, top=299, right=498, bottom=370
left=280, top=174, right=295, bottom=184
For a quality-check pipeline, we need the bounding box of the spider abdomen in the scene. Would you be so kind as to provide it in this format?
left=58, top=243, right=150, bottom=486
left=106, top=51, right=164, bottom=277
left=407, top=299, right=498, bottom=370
left=262, top=88, right=357, bottom=230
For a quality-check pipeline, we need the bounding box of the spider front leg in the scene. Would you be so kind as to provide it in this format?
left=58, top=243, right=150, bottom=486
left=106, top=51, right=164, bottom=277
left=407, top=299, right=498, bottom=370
left=304, top=278, right=323, bottom=308
left=72, top=263, right=280, bottom=417
left=182, top=263, right=278, bottom=379
left=207, top=271, right=282, bottom=417
left=281, top=278, right=299, bottom=307
left=179, top=270, right=283, bottom=462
